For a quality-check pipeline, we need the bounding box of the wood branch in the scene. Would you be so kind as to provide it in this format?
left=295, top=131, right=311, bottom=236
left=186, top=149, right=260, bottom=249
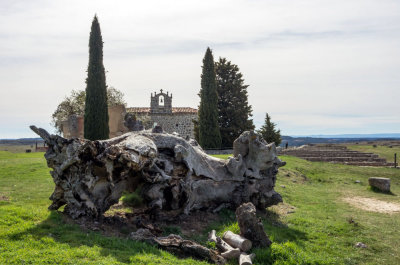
left=30, top=126, right=285, bottom=219
left=239, top=253, right=256, bottom=265
left=222, top=231, right=252, bottom=252
left=236, top=202, right=272, bottom=248
left=131, top=229, right=226, bottom=264
left=208, top=230, right=241, bottom=259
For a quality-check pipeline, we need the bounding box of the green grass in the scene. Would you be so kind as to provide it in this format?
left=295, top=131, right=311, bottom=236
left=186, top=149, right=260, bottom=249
left=346, top=144, right=400, bottom=163
left=0, top=151, right=207, bottom=265
left=0, top=144, right=36, bottom=153
left=1, top=151, right=400, bottom=264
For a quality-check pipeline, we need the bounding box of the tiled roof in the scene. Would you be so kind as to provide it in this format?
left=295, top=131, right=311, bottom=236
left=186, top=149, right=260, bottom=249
left=126, top=107, right=197, bottom=114
left=126, top=107, right=151, bottom=113
left=171, top=107, right=197, bottom=114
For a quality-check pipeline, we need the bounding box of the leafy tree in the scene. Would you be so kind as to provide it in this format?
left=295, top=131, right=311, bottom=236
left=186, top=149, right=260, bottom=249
left=257, top=113, right=282, bottom=146
left=215, top=57, right=254, bottom=148
left=84, top=15, right=109, bottom=140
left=51, top=87, right=126, bottom=134
left=198, top=47, right=221, bottom=148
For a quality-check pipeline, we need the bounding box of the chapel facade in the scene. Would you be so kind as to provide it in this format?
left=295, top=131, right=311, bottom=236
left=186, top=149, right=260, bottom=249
left=127, top=89, right=197, bottom=139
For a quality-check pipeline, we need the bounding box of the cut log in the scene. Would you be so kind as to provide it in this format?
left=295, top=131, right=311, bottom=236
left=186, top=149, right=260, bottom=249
left=208, top=230, right=241, bottom=259
left=30, top=126, right=285, bottom=219
left=236, top=202, right=271, bottom=247
left=239, top=253, right=255, bottom=265
left=222, top=231, right=252, bottom=252
left=131, top=229, right=226, bottom=264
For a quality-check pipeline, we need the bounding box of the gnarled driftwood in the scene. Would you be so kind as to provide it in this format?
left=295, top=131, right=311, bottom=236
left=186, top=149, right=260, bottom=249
left=30, top=126, right=285, bottom=219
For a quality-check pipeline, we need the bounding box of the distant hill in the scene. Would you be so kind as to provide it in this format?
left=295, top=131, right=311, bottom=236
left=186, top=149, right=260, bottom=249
left=292, top=133, right=400, bottom=139
left=0, top=138, right=44, bottom=145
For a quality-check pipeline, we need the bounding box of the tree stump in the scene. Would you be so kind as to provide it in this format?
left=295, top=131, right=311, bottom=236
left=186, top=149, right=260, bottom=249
left=30, top=126, right=285, bottom=219
left=235, top=202, right=271, bottom=248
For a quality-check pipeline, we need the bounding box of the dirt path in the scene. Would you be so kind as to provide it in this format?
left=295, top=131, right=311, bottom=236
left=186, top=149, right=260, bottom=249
left=343, top=196, right=400, bottom=214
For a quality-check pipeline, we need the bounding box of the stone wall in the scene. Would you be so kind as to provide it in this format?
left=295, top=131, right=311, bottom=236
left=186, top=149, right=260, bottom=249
left=62, top=115, right=84, bottom=139
left=136, top=112, right=197, bottom=140
left=61, top=105, right=128, bottom=139
left=61, top=104, right=197, bottom=140
left=108, top=105, right=129, bottom=138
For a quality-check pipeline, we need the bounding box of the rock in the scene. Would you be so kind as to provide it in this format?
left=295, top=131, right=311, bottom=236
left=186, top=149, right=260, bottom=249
left=152, top=125, right=163, bottom=133
left=368, top=177, right=391, bottom=192
left=354, top=180, right=361, bottom=184
left=280, top=185, right=286, bottom=188
left=235, top=202, right=271, bottom=248
left=30, top=126, right=285, bottom=219
left=124, top=113, right=144, bottom=131
left=354, top=242, right=367, bottom=248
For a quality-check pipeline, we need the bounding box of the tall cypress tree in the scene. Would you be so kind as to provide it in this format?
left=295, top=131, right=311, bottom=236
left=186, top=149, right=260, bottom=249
left=84, top=15, right=109, bottom=140
left=198, top=47, right=221, bottom=148
left=215, top=57, right=254, bottom=148
left=257, top=113, right=282, bottom=146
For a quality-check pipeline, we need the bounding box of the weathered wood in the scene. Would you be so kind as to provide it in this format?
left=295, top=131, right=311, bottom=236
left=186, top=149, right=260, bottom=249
left=236, top=202, right=271, bottom=248
left=222, top=231, right=252, bottom=252
left=30, top=126, right=285, bottom=219
left=208, top=230, right=241, bottom=259
left=239, top=253, right=255, bottom=265
left=130, top=229, right=226, bottom=264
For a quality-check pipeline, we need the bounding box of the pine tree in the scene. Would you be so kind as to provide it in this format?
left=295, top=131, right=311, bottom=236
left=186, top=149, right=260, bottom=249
left=215, top=57, right=254, bottom=148
left=84, top=15, right=109, bottom=140
left=198, top=47, right=221, bottom=148
left=257, top=113, right=282, bottom=146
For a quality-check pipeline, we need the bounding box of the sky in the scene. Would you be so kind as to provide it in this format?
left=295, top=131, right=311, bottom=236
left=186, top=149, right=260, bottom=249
left=0, top=0, right=399, bottom=139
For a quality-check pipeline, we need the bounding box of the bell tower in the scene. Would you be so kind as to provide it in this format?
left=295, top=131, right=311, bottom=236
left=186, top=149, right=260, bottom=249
left=150, top=89, right=172, bottom=114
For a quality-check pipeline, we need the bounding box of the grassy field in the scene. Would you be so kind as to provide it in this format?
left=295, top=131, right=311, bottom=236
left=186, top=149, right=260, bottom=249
left=346, top=144, right=400, bottom=163
left=1, top=151, right=399, bottom=264
left=0, top=144, right=35, bottom=153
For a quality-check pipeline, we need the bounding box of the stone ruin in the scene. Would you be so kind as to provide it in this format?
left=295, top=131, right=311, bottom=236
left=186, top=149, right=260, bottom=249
left=280, top=144, right=396, bottom=167
left=30, top=126, right=285, bottom=220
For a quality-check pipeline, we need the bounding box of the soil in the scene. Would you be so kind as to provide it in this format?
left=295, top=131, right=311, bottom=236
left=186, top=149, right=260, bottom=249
left=62, top=203, right=222, bottom=239
left=343, top=196, right=400, bottom=214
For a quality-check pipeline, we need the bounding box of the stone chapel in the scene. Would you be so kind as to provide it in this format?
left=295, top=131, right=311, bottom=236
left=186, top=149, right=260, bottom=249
left=61, top=89, right=197, bottom=140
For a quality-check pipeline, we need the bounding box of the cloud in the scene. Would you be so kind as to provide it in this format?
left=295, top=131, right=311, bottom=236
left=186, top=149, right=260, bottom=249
left=0, top=0, right=399, bottom=138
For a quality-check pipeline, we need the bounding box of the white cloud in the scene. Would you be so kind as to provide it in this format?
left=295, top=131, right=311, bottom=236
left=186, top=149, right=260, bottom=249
left=0, top=0, right=399, bottom=138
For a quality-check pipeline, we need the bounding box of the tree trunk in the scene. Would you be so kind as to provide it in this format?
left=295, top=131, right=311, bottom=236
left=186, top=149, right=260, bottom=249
left=30, top=126, right=285, bottom=219
left=236, top=202, right=271, bottom=248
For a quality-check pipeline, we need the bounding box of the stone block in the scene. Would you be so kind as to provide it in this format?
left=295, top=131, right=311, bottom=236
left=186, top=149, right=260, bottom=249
left=368, top=177, right=390, bottom=192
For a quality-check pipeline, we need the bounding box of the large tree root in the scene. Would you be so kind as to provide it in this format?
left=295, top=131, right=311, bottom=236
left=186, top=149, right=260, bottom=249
left=30, top=126, right=285, bottom=219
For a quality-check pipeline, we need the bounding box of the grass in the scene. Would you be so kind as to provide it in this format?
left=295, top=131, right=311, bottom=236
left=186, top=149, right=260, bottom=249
left=346, top=144, right=400, bottom=163
left=0, top=144, right=35, bottom=153
left=0, top=151, right=399, bottom=264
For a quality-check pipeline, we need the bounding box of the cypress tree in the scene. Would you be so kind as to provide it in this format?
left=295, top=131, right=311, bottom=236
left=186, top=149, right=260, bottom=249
left=215, top=57, right=254, bottom=148
left=257, top=113, right=282, bottom=146
left=198, top=47, right=221, bottom=148
left=84, top=15, right=109, bottom=140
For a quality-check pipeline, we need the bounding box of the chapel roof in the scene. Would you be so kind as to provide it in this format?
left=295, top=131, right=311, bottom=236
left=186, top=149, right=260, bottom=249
left=127, top=107, right=197, bottom=114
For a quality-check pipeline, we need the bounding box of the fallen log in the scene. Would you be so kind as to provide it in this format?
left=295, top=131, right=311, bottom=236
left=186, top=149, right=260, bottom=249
left=208, top=230, right=241, bottom=259
left=222, top=231, right=252, bottom=252
left=130, top=229, right=226, bottom=264
left=239, top=253, right=255, bottom=265
left=30, top=126, right=285, bottom=219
